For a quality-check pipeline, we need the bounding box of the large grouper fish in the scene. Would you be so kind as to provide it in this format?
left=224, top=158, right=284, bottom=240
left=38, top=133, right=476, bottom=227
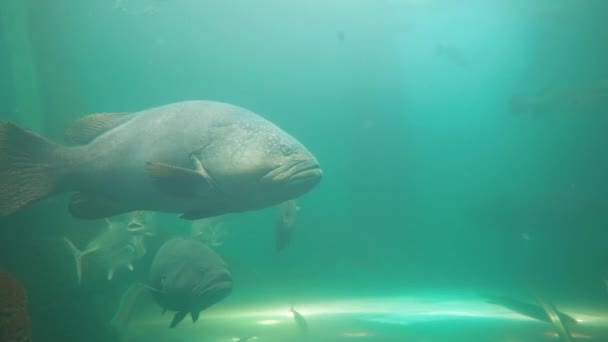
left=0, top=101, right=322, bottom=219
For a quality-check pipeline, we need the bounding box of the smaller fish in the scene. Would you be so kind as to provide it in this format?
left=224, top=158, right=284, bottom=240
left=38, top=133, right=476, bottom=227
left=275, top=200, right=300, bottom=253
left=191, top=217, right=227, bottom=248
left=290, top=305, right=309, bottom=332
left=126, top=210, right=157, bottom=257
left=125, top=211, right=150, bottom=233
left=64, top=211, right=155, bottom=284
left=110, top=283, right=148, bottom=337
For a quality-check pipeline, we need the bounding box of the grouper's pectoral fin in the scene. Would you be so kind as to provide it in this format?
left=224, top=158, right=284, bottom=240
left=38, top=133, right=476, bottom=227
left=145, top=161, right=214, bottom=198
left=170, top=311, right=188, bottom=328
left=191, top=310, right=200, bottom=323
left=69, top=193, right=134, bottom=219
left=65, top=112, right=136, bottom=145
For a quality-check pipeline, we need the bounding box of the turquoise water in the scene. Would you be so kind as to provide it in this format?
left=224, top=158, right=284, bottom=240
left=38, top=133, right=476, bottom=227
left=1, top=1, right=608, bottom=341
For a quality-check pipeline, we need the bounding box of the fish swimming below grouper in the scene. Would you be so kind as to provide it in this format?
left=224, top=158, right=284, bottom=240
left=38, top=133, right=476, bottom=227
left=275, top=199, right=300, bottom=253
left=64, top=211, right=156, bottom=284
left=190, top=216, right=228, bottom=248
left=0, top=100, right=323, bottom=220
left=149, top=237, right=233, bottom=328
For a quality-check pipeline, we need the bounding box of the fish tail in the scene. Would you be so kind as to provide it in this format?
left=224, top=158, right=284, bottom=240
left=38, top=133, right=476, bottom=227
left=110, top=283, right=147, bottom=336
left=64, top=237, right=85, bottom=285
left=0, top=121, right=72, bottom=215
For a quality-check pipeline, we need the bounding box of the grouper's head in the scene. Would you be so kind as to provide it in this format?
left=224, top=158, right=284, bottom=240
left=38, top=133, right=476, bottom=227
left=199, top=111, right=322, bottom=208
left=158, top=249, right=233, bottom=312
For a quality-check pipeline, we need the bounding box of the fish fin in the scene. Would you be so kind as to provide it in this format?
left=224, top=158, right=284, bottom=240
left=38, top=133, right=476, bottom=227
left=170, top=311, right=188, bottom=328
left=0, top=121, right=70, bottom=216
left=189, top=154, right=216, bottom=186
left=69, top=193, right=133, bottom=219
left=289, top=307, right=309, bottom=331
left=110, top=283, right=147, bottom=335
left=104, top=218, right=121, bottom=231
left=191, top=311, right=200, bottom=323
left=145, top=161, right=213, bottom=197
left=108, top=268, right=115, bottom=280
left=64, top=112, right=134, bottom=145
left=64, top=237, right=85, bottom=285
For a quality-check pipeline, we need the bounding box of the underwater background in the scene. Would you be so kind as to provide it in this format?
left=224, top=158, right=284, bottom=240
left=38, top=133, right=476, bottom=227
left=1, top=0, right=608, bottom=341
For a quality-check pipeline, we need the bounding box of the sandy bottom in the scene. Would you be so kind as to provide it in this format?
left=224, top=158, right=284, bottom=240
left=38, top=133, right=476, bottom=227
left=119, top=293, right=608, bottom=342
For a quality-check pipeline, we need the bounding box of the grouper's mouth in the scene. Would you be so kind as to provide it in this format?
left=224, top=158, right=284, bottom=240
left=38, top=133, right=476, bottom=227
left=262, top=159, right=323, bottom=186
left=256, top=159, right=322, bottom=202
left=195, top=274, right=233, bottom=310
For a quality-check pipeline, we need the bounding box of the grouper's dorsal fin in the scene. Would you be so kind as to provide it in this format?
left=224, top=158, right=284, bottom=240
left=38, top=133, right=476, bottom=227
left=65, top=112, right=135, bottom=145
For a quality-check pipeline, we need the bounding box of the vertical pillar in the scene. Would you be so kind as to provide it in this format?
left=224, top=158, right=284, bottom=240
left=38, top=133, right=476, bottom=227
left=0, top=0, right=43, bottom=131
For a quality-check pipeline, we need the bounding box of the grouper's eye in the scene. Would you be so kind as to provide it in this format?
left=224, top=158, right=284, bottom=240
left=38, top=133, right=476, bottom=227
left=280, top=143, right=296, bottom=156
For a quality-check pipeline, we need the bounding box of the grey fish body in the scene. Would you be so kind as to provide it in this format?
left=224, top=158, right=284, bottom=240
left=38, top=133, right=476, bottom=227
left=149, top=237, right=232, bottom=328
left=64, top=212, right=154, bottom=284
left=290, top=306, right=309, bottom=332
left=0, top=101, right=322, bottom=219
left=70, top=101, right=252, bottom=214
left=275, top=200, right=299, bottom=252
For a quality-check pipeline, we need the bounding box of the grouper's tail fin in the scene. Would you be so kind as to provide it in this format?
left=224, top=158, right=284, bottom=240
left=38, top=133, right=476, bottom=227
left=0, top=121, right=70, bottom=215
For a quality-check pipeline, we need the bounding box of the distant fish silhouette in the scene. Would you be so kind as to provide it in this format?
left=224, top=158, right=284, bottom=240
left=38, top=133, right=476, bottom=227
left=536, top=295, right=574, bottom=342
left=191, top=217, right=227, bottom=248
left=290, top=305, right=309, bottom=332
left=110, top=283, right=148, bottom=337
left=484, top=294, right=577, bottom=326
left=275, top=200, right=300, bottom=253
